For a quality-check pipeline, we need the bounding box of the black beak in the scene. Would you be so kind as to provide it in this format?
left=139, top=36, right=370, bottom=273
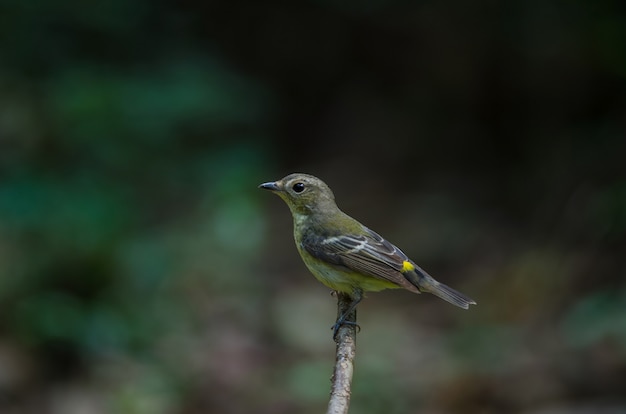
left=259, top=181, right=280, bottom=191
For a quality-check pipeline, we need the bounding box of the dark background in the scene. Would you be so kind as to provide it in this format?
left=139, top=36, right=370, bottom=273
left=1, top=1, right=625, bottom=413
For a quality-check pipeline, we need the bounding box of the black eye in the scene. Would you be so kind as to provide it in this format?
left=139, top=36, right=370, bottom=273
left=292, top=182, right=305, bottom=193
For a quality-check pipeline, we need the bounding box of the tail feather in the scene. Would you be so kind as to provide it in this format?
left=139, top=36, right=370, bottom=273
left=423, top=280, right=476, bottom=309
left=404, top=268, right=476, bottom=309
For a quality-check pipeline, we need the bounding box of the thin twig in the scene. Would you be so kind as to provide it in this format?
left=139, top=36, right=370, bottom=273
left=327, top=292, right=357, bottom=414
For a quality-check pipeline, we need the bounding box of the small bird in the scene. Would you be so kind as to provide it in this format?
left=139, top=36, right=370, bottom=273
left=259, top=173, right=476, bottom=335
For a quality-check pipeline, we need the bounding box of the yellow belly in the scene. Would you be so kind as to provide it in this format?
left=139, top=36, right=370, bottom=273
left=300, top=250, right=399, bottom=293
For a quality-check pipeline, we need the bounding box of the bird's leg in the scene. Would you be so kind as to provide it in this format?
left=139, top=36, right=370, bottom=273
left=332, top=290, right=362, bottom=339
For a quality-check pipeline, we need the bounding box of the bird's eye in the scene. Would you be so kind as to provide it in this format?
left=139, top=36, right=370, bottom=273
left=292, top=182, right=305, bottom=193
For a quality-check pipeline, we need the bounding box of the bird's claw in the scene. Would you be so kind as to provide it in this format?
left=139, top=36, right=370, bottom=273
left=331, top=320, right=361, bottom=339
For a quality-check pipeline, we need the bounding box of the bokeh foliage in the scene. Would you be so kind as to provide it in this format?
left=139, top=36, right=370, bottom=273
left=0, top=1, right=625, bottom=413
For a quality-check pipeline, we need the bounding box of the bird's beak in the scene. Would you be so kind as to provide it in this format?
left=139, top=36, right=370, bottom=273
left=259, top=181, right=281, bottom=191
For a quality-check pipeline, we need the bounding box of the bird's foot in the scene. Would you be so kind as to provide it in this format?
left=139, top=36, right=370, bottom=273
left=331, top=319, right=361, bottom=340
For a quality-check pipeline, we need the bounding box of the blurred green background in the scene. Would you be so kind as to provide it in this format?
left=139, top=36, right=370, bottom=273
left=1, top=1, right=625, bottom=413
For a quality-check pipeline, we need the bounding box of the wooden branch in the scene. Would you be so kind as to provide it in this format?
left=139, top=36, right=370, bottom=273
left=327, top=292, right=357, bottom=414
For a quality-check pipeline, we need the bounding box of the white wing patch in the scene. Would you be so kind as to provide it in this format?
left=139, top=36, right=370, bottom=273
left=322, top=236, right=368, bottom=254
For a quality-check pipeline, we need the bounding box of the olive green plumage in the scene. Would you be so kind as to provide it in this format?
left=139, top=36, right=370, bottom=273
left=259, top=173, right=476, bottom=322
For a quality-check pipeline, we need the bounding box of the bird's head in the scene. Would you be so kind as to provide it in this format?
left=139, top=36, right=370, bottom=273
left=259, top=173, right=337, bottom=216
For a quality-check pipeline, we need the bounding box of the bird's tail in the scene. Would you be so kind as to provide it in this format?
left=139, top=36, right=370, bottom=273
left=404, top=265, right=476, bottom=309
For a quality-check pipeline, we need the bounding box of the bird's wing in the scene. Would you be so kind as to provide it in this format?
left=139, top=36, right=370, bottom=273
left=301, top=227, right=412, bottom=285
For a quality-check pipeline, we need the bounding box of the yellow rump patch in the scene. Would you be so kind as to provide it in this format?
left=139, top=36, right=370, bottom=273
left=401, top=261, right=415, bottom=272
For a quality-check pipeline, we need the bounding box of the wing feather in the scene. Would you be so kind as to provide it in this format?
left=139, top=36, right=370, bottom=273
left=301, top=227, right=413, bottom=287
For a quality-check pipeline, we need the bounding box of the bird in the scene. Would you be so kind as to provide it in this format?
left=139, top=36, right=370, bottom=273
left=259, top=173, right=476, bottom=336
